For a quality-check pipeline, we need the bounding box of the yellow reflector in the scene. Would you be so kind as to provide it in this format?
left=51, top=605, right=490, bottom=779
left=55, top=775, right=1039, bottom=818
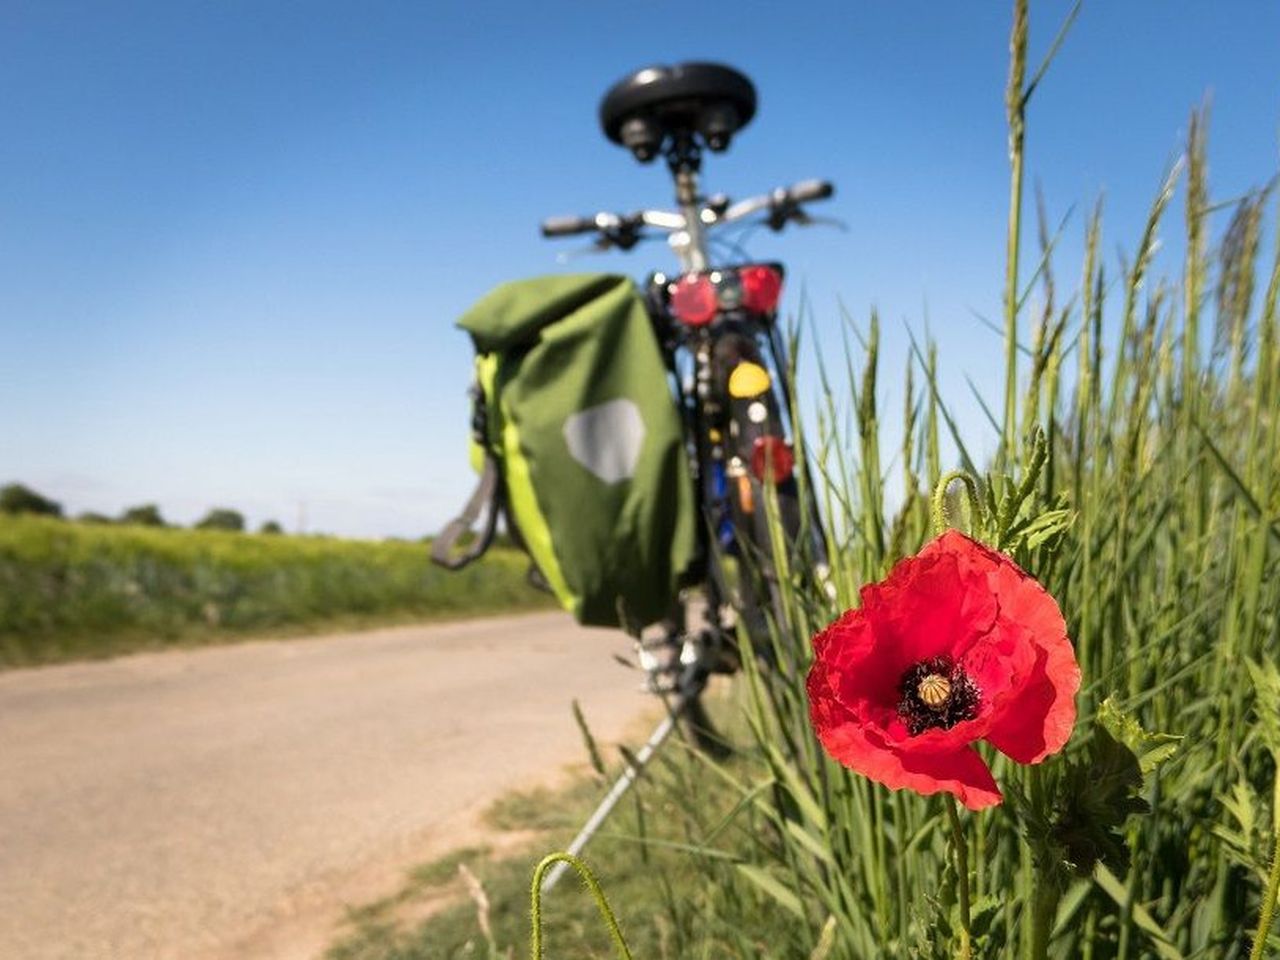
left=728, top=362, right=771, bottom=398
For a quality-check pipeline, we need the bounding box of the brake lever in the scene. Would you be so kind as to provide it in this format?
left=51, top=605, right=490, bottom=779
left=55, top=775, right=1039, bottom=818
left=792, top=212, right=849, bottom=232
left=766, top=204, right=793, bottom=232
left=554, top=237, right=614, bottom=263
left=604, top=221, right=645, bottom=251
left=553, top=230, right=656, bottom=263
left=760, top=207, right=848, bottom=233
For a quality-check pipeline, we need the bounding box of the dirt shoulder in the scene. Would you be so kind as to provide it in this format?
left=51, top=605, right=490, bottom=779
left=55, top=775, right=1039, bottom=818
left=0, top=612, right=649, bottom=960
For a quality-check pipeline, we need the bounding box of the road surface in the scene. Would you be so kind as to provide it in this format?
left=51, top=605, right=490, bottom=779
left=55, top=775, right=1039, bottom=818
left=0, top=612, right=648, bottom=960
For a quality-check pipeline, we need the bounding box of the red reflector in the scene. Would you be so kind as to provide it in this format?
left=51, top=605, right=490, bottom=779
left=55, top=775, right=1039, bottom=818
left=751, top=436, right=795, bottom=483
left=740, top=265, right=783, bottom=314
left=670, top=274, right=718, bottom=326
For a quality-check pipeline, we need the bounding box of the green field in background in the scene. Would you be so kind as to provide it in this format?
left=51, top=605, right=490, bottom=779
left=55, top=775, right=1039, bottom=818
left=0, top=515, right=554, bottom=668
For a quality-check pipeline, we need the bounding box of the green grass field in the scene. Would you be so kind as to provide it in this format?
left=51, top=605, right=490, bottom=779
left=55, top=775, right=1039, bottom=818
left=0, top=515, right=553, bottom=668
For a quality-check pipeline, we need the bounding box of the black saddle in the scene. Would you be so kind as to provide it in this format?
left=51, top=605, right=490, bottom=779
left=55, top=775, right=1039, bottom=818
left=599, top=62, right=757, bottom=162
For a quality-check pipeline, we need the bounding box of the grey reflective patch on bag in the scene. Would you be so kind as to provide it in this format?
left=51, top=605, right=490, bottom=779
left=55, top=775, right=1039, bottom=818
left=562, top=398, right=645, bottom=483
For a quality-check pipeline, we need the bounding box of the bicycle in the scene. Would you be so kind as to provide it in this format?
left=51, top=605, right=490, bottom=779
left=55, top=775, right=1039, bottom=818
left=539, top=62, right=834, bottom=745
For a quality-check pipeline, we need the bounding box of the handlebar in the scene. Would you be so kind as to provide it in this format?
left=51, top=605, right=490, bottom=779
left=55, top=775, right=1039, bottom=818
left=540, top=178, right=834, bottom=243
left=541, top=215, right=598, bottom=238
left=787, top=179, right=834, bottom=203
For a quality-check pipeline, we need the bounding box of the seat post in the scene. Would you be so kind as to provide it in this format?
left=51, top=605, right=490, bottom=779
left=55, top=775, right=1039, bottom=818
left=667, top=132, right=709, bottom=272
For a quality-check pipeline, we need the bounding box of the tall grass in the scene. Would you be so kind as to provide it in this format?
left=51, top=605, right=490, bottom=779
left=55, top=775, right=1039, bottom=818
left=699, top=3, right=1280, bottom=956
left=0, top=515, right=552, bottom=667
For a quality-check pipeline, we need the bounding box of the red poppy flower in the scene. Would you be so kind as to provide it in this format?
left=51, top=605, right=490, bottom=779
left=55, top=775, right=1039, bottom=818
left=805, top=530, right=1080, bottom=810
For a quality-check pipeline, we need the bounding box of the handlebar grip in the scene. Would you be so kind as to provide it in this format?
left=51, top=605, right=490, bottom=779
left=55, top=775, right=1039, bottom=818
left=788, top=179, right=834, bottom=203
left=540, top=215, right=597, bottom=238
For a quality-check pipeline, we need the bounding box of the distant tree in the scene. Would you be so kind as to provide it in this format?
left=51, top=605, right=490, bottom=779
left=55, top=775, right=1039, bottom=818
left=77, top=511, right=114, bottom=525
left=120, top=504, right=166, bottom=527
left=196, top=508, right=245, bottom=532
left=259, top=520, right=284, bottom=535
left=0, top=483, right=63, bottom=517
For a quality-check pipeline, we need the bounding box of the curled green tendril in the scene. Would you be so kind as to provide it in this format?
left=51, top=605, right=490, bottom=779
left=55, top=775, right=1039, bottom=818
left=530, top=852, right=634, bottom=960
left=931, top=470, right=982, bottom=537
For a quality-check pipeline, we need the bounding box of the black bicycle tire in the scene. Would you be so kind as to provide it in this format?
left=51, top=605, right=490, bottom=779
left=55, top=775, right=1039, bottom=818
left=736, top=478, right=805, bottom=653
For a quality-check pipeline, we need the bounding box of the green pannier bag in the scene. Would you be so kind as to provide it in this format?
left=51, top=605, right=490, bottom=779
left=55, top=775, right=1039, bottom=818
left=431, top=273, right=699, bottom=629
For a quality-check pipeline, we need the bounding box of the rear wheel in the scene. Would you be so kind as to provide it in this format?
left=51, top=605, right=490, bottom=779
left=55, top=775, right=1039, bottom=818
left=733, top=477, right=805, bottom=657
left=673, top=328, right=820, bottom=752
left=714, top=331, right=812, bottom=659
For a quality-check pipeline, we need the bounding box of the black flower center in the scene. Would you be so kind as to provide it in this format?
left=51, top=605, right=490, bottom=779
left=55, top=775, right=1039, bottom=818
left=898, top=655, right=981, bottom=735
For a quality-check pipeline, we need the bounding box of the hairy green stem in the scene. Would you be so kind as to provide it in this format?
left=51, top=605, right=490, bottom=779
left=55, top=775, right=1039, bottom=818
left=945, top=796, right=974, bottom=960
left=1024, top=764, right=1060, bottom=960
left=530, top=852, right=633, bottom=960
left=1249, top=830, right=1280, bottom=960
left=932, top=471, right=982, bottom=537
left=1028, top=876, right=1061, bottom=960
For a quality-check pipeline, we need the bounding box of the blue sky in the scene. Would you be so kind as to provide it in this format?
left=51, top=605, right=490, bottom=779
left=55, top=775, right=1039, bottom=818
left=3, top=2, right=1278, bottom=537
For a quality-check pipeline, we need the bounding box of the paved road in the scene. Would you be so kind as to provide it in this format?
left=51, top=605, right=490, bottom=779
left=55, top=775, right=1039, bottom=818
left=0, top=613, right=647, bottom=960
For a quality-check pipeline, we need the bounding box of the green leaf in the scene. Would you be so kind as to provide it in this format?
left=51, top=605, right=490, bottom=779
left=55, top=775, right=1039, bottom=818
left=784, top=820, right=835, bottom=866
left=1003, top=777, right=1053, bottom=857
left=808, top=915, right=837, bottom=960
left=1245, top=659, right=1280, bottom=834
left=1245, top=659, right=1280, bottom=759
left=571, top=699, right=607, bottom=779
left=1094, top=864, right=1185, bottom=959
left=1212, top=780, right=1271, bottom=881
left=1019, top=507, right=1075, bottom=551
left=761, top=740, right=828, bottom=831
left=969, top=894, right=1002, bottom=940
left=735, top=864, right=806, bottom=920
left=1052, top=879, right=1093, bottom=936
left=1051, top=726, right=1150, bottom=876
left=1095, top=697, right=1183, bottom=775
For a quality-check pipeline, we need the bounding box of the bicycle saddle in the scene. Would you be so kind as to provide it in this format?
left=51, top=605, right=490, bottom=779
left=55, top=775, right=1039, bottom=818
left=599, top=62, right=757, bottom=162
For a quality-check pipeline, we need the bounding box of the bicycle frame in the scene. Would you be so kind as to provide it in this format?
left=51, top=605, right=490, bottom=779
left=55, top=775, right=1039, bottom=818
left=668, top=139, right=712, bottom=272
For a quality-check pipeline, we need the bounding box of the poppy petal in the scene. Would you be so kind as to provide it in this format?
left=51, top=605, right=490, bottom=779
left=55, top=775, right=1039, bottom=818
left=860, top=549, right=998, bottom=671
left=813, top=716, right=1002, bottom=810
left=982, top=555, right=1080, bottom=763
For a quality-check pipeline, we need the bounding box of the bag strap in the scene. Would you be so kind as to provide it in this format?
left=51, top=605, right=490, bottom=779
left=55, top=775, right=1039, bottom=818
left=431, top=454, right=501, bottom=569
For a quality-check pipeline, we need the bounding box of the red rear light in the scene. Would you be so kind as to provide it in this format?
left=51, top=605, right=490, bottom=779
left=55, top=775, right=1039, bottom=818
left=751, top=436, right=795, bottom=483
left=670, top=274, right=718, bottom=326
left=740, top=265, right=783, bottom=314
